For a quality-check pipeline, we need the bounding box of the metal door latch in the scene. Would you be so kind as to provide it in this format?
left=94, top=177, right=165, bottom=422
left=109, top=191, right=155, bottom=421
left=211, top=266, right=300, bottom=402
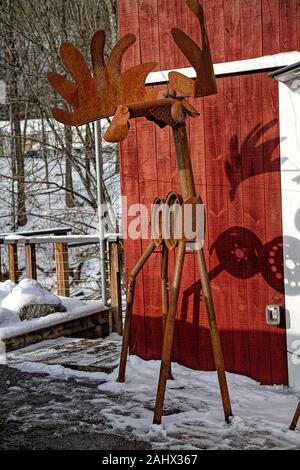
left=266, top=305, right=281, bottom=325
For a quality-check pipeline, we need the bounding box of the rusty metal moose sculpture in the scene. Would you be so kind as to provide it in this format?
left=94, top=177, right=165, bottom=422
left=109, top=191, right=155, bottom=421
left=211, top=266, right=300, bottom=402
left=48, top=0, right=216, bottom=138
left=48, top=0, right=233, bottom=425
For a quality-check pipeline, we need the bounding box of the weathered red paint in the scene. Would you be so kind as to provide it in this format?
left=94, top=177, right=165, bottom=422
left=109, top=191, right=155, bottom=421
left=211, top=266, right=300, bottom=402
left=118, top=0, right=300, bottom=385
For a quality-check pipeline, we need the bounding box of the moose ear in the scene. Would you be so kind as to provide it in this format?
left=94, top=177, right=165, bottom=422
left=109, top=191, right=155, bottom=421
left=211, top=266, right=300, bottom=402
left=103, top=105, right=130, bottom=143
left=168, top=71, right=195, bottom=97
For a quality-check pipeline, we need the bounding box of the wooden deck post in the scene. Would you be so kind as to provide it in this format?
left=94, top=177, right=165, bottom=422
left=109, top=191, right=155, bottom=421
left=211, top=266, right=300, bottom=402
left=54, top=242, right=70, bottom=297
left=109, top=240, right=123, bottom=335
left=290, top=401, right=300, bottom=431
left=25, top=243, right=37, bottom=280
left=7, top=243, right=18, bottom=283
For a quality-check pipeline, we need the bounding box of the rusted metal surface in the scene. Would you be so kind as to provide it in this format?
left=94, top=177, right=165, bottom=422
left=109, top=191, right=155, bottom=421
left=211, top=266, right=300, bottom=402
left=48, top=0, right=232, bottom=426
left=290, top=401, right=300, bottom=431
left=117, top=241, right=156, bottom=383
left=161, top=243, right=172, bottom=380
left=183, top=196, right=203, bottom=241
left=153, top=123, right=232, bottom=424
left=153, top=240, right=186, bottom=424
left=170, top=0, right=217, bottom=98
left=48, top=0, right=216, bottom=135
left=117, top=123, right=233, bottom=424
left=172, top=123, right=196, bottom=200
left=103, top=98, right=199, bottom=142
left=176, top=122, right=232, bottom=422
left=163, top=192, right=182, bottom=250
left=196, top=247, right=233, bottom=423
left=48, top=30, right=158, bottom=127
left=161, top=244, right=169, bottom=333
left=151, top=191, right=202, bottom=246
left=151, top=196, right=164, bottom=247
left=104, top=105, right=130, bottom=143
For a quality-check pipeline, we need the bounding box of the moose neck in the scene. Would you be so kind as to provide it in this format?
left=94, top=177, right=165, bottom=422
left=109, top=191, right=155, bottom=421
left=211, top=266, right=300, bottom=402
left=172, top=122, right=196, bottom=201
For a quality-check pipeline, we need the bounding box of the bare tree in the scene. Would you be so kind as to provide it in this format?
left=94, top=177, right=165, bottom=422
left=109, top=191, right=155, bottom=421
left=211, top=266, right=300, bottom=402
left=0, top=0, right=119, bottom=233
left=3, top=0, right=27, bottom=226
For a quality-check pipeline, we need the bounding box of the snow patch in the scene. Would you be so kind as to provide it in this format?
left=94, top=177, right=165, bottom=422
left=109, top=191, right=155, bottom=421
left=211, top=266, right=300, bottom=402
left=0, top=280, right=16, bottom=302
left=11, top=360, right=108, bottom=382
left=147, top=424, right=167, bottom=442
left=97, top=355, right=300, bottom=450
left=9, top=347, right=300, bottom=449
left=0, top=302, right=104, bottom=340
left=0, top=307, right=20, bottom=327
left=0, top=279, right=105, bottom=340
left=4, top=234, right=26, bottom=241
left=1, top=279, right=62, bottom=313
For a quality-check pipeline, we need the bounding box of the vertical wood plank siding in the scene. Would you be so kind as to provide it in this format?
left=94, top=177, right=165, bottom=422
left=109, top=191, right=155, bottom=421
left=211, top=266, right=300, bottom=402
left=118, top=0, right=299, bottom=384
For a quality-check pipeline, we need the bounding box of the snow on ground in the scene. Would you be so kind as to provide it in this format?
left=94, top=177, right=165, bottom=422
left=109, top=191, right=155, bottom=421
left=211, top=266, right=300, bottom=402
left=0, top=276, right=298, bottom=450
left=97, top=356, right=300, bottom=450
left=0, top=279, right=103, bottom=340
left=0, top=302, right=103, bottom=341
left=8, top=342, right=300, bottom=450
left=0, top=361, right=148, bottom=450
left=7, top=336, right=121, bottom=377
left=0, top=280, right=15, bottom=302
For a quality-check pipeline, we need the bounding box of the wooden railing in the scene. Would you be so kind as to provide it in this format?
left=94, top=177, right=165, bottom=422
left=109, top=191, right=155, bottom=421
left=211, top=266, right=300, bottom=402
left=0, top=230, right=123, bottom=334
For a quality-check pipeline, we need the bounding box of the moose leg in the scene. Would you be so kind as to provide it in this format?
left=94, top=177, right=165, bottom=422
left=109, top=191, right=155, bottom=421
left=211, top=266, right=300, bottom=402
left=161, top=243, right=172, bottom=380
left=153, top=240, right=186, bottom=424
left=290, top=401, right=300, bottom=431
left=117, top=242, right=156, bottom=383
left=196, top=248, right=233, bottom=422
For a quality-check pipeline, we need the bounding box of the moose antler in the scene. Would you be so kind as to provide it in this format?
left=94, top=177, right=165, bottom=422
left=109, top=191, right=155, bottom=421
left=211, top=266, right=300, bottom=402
left=48, top=30, right=158, bottom=126
left=48, top=1, right=217, bottom=141
left=169, top=0, right=217, bottom=98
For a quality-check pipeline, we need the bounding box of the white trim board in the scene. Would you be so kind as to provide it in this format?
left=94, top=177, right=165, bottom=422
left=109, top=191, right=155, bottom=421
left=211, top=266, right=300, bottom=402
left=279, top=82, right=300, bottom=390
left=146, top=51, right=300, bottom=85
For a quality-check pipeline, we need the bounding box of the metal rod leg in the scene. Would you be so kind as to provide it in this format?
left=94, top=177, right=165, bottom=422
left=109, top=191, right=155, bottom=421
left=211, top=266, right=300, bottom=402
left=196, top=248, right=233, bottom=422
left=117, top=242, right=156, bottom=383
left=153, top=241, right=186, bottom=424
left=290, top=401, right=300, bottom=431
left=161, top=243, right=172, bottom=380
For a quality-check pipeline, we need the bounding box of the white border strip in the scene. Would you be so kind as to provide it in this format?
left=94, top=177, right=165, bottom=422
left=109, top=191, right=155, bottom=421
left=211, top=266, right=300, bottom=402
left=278, top=82, right=300, bottom=390
left=146, top=51, right=300, bottom=84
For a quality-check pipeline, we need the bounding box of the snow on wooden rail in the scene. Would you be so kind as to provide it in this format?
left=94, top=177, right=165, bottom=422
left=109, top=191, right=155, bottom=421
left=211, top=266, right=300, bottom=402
left=0, top=227, right=72, bottom=242
left=2, top=233, right=123, bottom=245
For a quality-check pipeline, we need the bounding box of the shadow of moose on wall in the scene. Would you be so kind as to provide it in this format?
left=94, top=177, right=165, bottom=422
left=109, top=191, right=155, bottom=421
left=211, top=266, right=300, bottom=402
left=225, top=120, right=287, bottom=201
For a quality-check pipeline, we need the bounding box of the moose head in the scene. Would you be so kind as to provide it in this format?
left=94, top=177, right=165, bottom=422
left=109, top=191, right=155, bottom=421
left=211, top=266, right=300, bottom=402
left=48, top=0, right=217, bottom=142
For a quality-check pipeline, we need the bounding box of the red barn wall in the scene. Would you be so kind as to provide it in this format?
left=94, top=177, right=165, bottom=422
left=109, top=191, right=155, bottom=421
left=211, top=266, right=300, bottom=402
left=118, top=0, right=300, bottom=385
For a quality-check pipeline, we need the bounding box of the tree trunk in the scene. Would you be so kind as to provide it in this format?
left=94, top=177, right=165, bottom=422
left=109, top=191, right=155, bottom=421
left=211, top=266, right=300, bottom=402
left=41, top=110, right=49, bottom=189
left=85, top=124, right=92, bottom=191
left=103, top=0, right=118, bottom=45
left=64, top=125, right=75, bottom=208
left=14, top=112, right=27, bottom=226
left=6, top=6, right=27, bottom=227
